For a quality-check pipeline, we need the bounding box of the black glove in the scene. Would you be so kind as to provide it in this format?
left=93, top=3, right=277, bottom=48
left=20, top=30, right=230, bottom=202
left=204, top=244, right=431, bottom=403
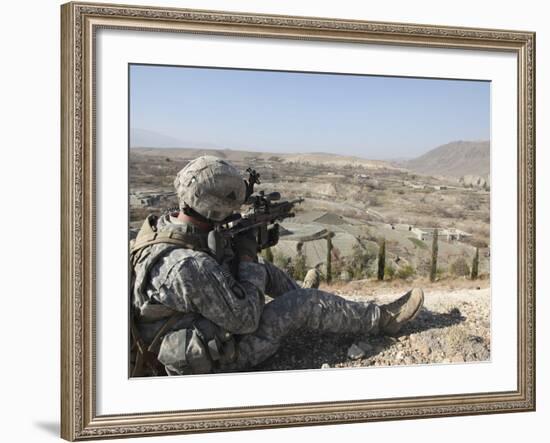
left=266, top=225, right=280, bottom=248
left=233, top=229, right=259, bottom=262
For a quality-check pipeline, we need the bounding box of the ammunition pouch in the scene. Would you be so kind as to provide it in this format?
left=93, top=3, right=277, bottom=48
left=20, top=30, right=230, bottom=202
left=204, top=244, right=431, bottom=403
left=158, top=318, right=237, bottom=375
left=131, top=313, right=236, bottom=377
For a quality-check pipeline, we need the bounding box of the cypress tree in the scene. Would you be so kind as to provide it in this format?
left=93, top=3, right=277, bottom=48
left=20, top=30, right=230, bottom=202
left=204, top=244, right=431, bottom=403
left=377, top=238, right=386, bottom=281
left=430, top=229, right=439, bottom=282
left=294, top=242, right=307, bottom=281
left=326, top=232, right=333, bottom=284
left=471, top=247, right=479, bottom=280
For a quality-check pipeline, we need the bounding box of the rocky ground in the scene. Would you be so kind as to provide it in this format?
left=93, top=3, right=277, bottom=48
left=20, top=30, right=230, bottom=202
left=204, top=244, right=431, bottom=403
left=254, top=279, right=491, bottom=372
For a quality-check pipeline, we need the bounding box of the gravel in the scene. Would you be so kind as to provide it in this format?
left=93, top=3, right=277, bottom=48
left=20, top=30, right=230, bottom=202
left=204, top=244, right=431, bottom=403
left=254, top=284, right=491, bottom=372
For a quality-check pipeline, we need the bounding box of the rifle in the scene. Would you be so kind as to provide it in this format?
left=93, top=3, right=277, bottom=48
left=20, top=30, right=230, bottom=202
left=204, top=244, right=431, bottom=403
left=207, top=168, right=304, bottom=264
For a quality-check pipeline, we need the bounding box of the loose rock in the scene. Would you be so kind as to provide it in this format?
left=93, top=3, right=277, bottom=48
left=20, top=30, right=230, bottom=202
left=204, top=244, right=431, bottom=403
left=254, top=286, right=491, bottom=372
left=347, top=344, right=366, bottom=360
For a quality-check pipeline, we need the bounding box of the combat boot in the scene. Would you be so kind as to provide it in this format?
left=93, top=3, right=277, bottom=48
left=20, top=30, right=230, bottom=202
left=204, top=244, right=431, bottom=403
left=378, top=288, right=424, bottom=336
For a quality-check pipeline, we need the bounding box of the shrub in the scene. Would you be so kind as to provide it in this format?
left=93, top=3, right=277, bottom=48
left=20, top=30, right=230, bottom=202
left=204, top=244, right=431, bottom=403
left=384, top=263, right=396, bottom=280
left=436, top=267, right=447, bottom=280
left=346, top=243, right=375, bottom=280
left=450, top=257, right=470, bottom=277
left=273, top=250, right=289, bottom=270
left=331, top=253, right=345, bottom=281
left=397, top=264, right=415, bottom=280
left=261, top=247, right=274, bottom=263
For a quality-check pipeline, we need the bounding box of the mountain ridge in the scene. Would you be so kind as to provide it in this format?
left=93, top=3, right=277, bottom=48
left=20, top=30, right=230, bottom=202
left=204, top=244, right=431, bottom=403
left=131, top=147, right=396, bottom=170
left=403, top=140, right=490, bottom=178
left=131, top=140, right=490, bottom=178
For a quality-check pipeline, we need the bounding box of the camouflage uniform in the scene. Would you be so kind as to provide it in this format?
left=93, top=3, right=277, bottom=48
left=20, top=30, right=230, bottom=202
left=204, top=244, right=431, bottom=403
left=132, top=213, right=381, bottom=375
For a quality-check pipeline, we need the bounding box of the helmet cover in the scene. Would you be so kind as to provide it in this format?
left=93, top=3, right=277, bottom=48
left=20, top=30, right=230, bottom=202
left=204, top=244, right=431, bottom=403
left=174, top=156, right=246, bottom=222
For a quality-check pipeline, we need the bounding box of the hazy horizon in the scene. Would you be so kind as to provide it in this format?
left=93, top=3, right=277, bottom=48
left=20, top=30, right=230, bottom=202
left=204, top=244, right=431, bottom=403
left=130, top=64, right=491, bottom=160
left=129, top=132, right=489, bottom=161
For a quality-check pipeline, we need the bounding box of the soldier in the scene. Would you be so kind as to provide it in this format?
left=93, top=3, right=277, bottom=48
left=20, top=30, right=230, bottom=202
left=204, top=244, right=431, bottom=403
left=302, top=264, right=323, bottom=289
left=130, top=156, right=424, bottom=376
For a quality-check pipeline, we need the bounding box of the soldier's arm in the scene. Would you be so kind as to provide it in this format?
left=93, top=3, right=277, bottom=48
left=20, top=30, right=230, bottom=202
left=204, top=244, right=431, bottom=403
left=166, top=256, right=267, bottom=334
left=260, top=257, right=300, bottom=297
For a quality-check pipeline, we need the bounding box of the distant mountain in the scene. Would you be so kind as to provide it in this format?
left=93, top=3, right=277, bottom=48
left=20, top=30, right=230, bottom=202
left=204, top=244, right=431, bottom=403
left=404, top=140, right=490, bottom=178
left=130, top=128, right=221, bottom=150
left=131, top=147, right=396, bottom=170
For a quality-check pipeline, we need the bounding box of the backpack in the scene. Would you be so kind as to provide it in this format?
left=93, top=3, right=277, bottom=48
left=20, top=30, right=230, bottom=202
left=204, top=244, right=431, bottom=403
left=129, top=214, right=235, bottom=376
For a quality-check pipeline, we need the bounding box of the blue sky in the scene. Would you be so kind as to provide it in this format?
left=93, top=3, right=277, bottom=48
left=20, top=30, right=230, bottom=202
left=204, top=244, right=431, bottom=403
left=129, top=64, right=490, bottom=159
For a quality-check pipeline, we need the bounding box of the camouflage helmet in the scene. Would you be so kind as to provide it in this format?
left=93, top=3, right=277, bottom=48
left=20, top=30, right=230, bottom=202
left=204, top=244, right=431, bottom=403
left=174, top=156, right=246, bottom=222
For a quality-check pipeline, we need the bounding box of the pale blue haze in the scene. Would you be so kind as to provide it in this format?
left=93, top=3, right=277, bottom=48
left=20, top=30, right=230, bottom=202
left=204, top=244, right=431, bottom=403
left=130, top=64, right=490, bottom=159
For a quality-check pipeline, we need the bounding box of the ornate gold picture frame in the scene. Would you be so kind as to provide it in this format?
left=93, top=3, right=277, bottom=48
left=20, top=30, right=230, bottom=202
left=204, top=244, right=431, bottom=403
left=61, top=2, right=535, bottom=440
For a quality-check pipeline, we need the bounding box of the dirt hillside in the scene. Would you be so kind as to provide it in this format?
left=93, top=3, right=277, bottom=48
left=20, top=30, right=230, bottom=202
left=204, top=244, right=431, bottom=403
left=404, top=140, right=490, bottom=178
left=255, top=280, right=491, bottom=372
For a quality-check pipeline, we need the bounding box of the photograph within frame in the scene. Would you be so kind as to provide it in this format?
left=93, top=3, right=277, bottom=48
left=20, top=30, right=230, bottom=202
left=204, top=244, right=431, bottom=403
left=128, top=63, right=492, bottom=378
